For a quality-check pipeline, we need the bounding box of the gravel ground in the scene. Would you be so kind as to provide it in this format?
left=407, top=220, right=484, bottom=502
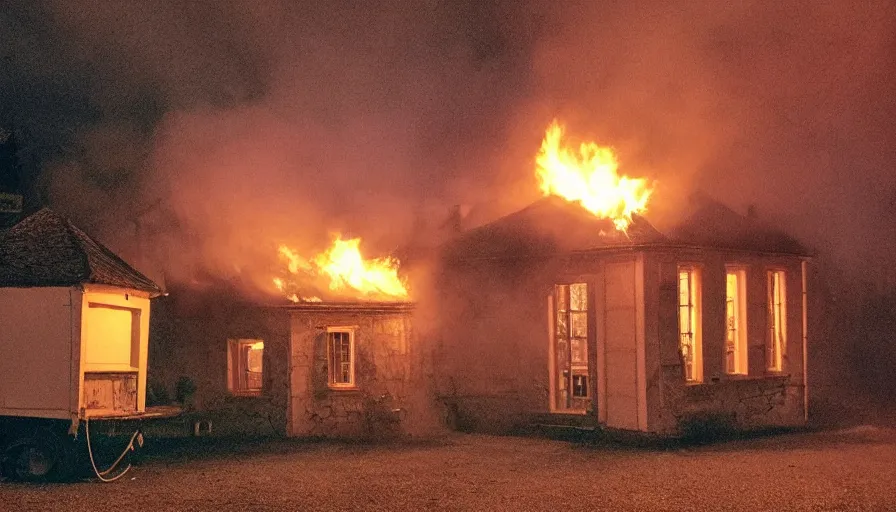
left=1, top=426, right=895, bottom=511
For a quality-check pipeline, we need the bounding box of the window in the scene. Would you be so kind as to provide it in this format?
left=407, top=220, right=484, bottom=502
left=767, top=270, right=787, bottom=371
left=725, top=268, right=748, bottom=375
left=678, top=267, right=702, bottom=382
left=327, top=328, right=356, bottom=388
left=84, top=304, right=140, bottom=371
left=551, top=283, right=590, bottom=412
left=227, top=339, right=264, bottom=395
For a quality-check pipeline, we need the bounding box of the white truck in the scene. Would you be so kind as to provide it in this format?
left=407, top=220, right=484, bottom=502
left=0, top=208, right=167, bottom=481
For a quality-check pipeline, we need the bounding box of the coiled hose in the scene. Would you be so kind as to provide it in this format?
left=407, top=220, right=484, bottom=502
left=85, top=417, right=142, bottom=483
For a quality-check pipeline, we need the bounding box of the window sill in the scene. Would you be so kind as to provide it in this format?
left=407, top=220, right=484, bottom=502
left=548, top=410, right=589, bottom=416
left=686, top=374, right=792, bottom=387
left=230, top=390, right=263, bottom=397
left=327, top=386, right=360, bottom=393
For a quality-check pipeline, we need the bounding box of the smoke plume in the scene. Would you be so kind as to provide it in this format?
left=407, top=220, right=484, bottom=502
left=2, top=0, right=894, bottom=417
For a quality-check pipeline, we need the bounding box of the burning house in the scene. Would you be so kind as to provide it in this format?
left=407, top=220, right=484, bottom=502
left=430, top=122, right=812, bottom=437
left=148, top=238, right=441, bottom=439
left=148, top=119, right=813, bottom=440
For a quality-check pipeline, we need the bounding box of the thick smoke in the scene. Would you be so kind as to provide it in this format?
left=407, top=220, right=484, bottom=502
left=2, top=1, right=894, bottom=418
left=1, top=0, right=535, bottom=290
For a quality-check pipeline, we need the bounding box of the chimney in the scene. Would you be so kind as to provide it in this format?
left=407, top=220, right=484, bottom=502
left=0, top=127, right=24, bottom=227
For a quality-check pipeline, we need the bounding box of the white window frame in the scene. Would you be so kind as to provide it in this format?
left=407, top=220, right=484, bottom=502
left=227, top=338, right=265, bottom=396
left=327, top=327, right=357, bottom=389
left=549, top=283, right=590, bottom=413
left=725, top=267, right=749, bottom=375
left=678, top=266, right=703, bottom=383
left=767, top=270, right=787, bottom=372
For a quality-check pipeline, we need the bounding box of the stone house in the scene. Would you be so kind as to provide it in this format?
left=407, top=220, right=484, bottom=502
left=431, top=196, right=812, bottom=436
left=149, top=290, right=441, bottom=439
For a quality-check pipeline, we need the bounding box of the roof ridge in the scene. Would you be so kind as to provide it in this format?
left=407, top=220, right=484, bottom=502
left=0, top=207, right=163, bottom=295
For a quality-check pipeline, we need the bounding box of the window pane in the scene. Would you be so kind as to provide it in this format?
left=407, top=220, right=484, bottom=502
left=725, top=272, right=737, bottom=374
left=572, top=374, right=588, bottom=398
left=555, top=339, right=569, bottom=370
left=570, top=338, right=587, bottom=364
left=570, top=283, right=587, bottom=311
left=551, top=283, right=590, bottom=412
left=767, top=271, right=786, bottom=371
left=555, top=285, right=569, bottom=311
left=329, top=331, right=353, bottom=385
left=556, top=311, right=568, bottom=337
left=230, top=339, right=264, bottom=394
left=570, top=311, right=587, bottom=338
left=678, top=268, right=701, bottom=382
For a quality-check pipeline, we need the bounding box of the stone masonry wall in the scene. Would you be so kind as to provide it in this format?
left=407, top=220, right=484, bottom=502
left=288, top=310, right=441, bottom=439
left=660, top=371, right=804, bottom=435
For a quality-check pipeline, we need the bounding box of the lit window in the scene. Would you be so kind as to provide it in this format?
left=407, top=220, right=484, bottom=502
left=327, top=328, right=355, bottom=388
left=678, top=267, right=702, bottom=382
left=725, top=268, right=748, bottom=375
left=227, top=339, right=264, bottom=395
left=551, top=283, right=590, bottom=412
left=767, top=271, right=787, bottom=371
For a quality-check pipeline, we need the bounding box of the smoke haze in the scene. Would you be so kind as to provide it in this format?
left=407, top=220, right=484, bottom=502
left=2, top=0, right=894, bottom=417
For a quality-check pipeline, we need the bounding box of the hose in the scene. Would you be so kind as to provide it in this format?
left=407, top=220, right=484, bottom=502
left=85, top=417, right=141, bottom=483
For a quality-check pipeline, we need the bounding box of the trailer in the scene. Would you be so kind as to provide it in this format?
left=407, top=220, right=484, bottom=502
left=0, top=208, right=166, bottom=481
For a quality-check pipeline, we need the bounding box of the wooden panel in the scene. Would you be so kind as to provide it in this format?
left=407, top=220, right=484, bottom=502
left=603, top=260, right=640, bottom=430
left=635, top=255, right=647, bottom=431
left=605, top=307, right=636, bottom=351
left=604, top=261, right=635, bottom=308
left=0, top=287, right=74, bottom=417
left=83, top=372, right=138, bottom=415
left=605, top=349, right=639, bottom=430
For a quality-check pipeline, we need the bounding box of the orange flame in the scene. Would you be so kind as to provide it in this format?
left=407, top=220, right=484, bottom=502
left=314, top=237, right=408, bottom=298
left=275, top=238, right=408, bottom=301
left=536, top=119, right=653, bottom=231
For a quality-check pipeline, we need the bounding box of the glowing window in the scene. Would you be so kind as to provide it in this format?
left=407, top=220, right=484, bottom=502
left=725, top=268, right=748, bottom=375
left=227, top=339, right=264, bottom=396
left=327, top=328, right=355, bottom=388
left=767, top=271, right=787, bottom=371
left=678, top=267, right=702, bottom=383
left=551, top=283, right=590, bottom=412
left=84, top=304, right=140, bottom=371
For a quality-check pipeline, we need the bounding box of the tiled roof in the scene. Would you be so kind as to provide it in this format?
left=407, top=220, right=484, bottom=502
left=0, top=208, right=163, bottom=295
left=441, top=196, right=668, bottom=261
left=668, top=198, right=810, bottom=256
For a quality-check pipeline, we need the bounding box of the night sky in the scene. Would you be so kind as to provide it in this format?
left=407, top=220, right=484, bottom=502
left=1, top=1, right=894, bottom=401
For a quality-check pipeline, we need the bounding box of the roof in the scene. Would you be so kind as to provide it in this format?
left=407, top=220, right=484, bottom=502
left=668, top=197, right=810, bottom=256
left=441, top=196, right=668, bottom=261
left=0, top=208, right=164, bottom=295
left=268, top=301, right=415, bottom=313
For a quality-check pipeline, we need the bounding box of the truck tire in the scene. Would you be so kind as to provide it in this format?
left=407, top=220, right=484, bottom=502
left=1, top=428, right=74, bottom=482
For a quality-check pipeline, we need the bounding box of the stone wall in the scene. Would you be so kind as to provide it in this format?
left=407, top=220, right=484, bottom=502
left=646, top=249, right=808, bottom=435
left=147, top=294, right=291, bottom=437
left=288, top=308, right=443, bottom=439
left=661, top=371, right=804, bottom=436
left=148, top=295, right=443, bottom=439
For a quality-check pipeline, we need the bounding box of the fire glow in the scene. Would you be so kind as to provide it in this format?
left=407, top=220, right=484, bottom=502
left=274, top=237, right=408, bottom=301
left=535, top=120, right=653, bottom=231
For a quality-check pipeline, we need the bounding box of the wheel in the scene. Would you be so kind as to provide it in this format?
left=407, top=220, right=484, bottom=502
left=1, top=430, right=73, bottom=482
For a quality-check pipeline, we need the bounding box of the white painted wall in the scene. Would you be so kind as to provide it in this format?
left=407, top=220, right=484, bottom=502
left=602, top=260, right=647, bottom=431
left=0, top=287, right=78, bottom=420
